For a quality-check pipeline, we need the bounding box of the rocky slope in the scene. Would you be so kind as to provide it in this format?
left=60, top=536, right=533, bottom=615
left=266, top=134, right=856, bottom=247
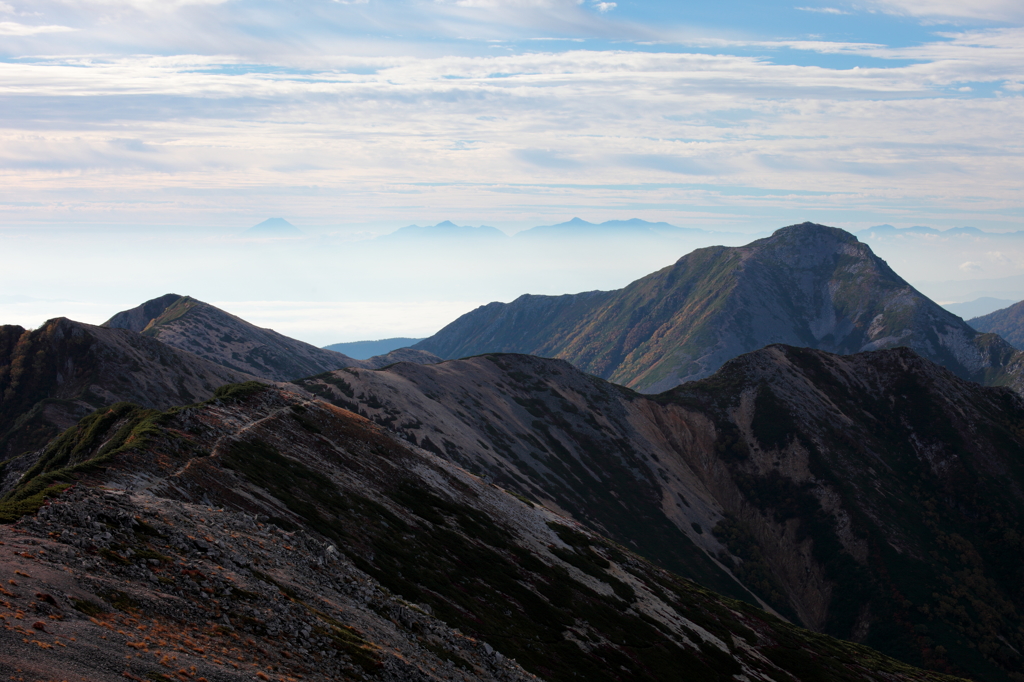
left=413, top=223, right=1022, bottom=393
left=297, top=347, right=1024, bottom=681
left=103, top=295, right=440, bottom=381
left=970, top=300, right=1024, bottom=350
left=0, top=318, right=256, bottom=461
left=0, top=383, right=962, bottom=682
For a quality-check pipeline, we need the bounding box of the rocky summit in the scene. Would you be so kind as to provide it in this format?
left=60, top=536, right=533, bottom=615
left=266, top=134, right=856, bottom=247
left=103, top=295, right=440, bottom=382
left=0, top=383, right=960, bottom=682
left=414, top=223, right=1023, bottom=393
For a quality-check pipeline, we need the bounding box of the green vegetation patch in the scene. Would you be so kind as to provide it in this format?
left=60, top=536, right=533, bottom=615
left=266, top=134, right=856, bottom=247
left=71, top=598, right=106, bottom=617
left=0, top=402, right=164, bottom=522
left=209, top=381, right=269, bottom=404
left=97, top=588, right=140, bottom=612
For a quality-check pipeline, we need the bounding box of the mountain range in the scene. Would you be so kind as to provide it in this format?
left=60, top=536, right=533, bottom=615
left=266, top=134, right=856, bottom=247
left=5, top=220, right=1024, bottom=681
left=414, top=223, right=1024, bottom=393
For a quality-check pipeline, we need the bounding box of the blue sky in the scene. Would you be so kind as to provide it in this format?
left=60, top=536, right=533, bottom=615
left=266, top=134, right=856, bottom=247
left=1, top=0, right=1023, bottom=340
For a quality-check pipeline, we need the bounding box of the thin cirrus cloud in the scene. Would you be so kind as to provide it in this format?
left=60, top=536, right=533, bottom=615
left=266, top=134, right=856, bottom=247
left=866, top=0, right=1024, bottom=22
left=794, top=7, right=850, bottom=14
left=0, top=21, right=75, bottom=35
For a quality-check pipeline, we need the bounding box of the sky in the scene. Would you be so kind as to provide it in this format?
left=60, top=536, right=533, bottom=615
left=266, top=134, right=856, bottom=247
left=1, top=0, right=1023, bottom=343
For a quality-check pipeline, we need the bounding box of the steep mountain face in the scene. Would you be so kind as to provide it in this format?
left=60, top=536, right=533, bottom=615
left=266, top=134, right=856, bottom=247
left=103, top=295, right=440, bottom=381
left=297, top=347, right=1024, bottom=681
left=0, top=317, right=255, bottom=461
left=970, top=300, right=1024, bottom=349
left=0, top=384, right=962, bottom=682
left=414, top=223, right=1023, bottom=393
left=296, top=354, right=756, bottom=607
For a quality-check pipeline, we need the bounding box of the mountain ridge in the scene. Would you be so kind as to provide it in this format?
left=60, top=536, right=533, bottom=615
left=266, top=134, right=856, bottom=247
left=296, top=344, right=1024, bottom=680
left=103, top=295, right=441, bottom=381
left=970, top=300, right=1024, bottom=350
left=0, top=381, right=968, bottom=682
left=0, top=316, right=258, bottom=461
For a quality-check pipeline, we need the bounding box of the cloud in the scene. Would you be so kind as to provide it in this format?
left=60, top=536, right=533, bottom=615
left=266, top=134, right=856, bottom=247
left=0, top=20, right=75, bottom=34
left=65, top=0, right=230, bottom=6
left=794, top=7, right=851, bottom=14
left=593, top=2, right=615, bottom=12
left=864, top=0, right=1024, bottom=22
left=446, top=0, right=580, bottom=7
left=960, top=261, right=983, bottom=272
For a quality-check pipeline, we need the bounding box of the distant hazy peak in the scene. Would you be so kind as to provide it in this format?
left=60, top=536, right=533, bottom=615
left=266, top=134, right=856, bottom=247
left=243, top=218, right=303, bottom=237
left=102, top=293, right=184, bottom=332
left=378, top=221, right=507, bottom=240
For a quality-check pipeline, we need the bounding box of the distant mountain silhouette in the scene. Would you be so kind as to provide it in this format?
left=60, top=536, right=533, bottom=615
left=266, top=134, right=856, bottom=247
left=323, top=337, right=424, bottom=359
left=944, top=297, right=1016, bottom=320
left=376, top=221, right=507, bottom=242
left=514, top=217, right=712, bottom=240
left=243, top=218, right=303, bottom=237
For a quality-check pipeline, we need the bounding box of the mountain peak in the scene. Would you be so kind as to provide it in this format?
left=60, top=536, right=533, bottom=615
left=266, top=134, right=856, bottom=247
left=102, top=293, right=184, bottom=333
left=415, top=222, right=1020, bottom=393
left=769, top=221, right=859, bottom=243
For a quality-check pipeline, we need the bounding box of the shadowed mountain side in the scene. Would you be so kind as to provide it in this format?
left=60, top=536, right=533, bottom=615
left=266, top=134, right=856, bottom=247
left=103, top=295, right=440, bottom=381
left=297, top=346, right=1024, bottom=681
left=0, top=384, right=965, bottom=682
left=414, top=223, right=1024, bottom=393
left=102, top=293, right=182, bottom=332
left=0, top=318, right=257, bottom=461
left=970, top=300, right=1024, bottom=350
